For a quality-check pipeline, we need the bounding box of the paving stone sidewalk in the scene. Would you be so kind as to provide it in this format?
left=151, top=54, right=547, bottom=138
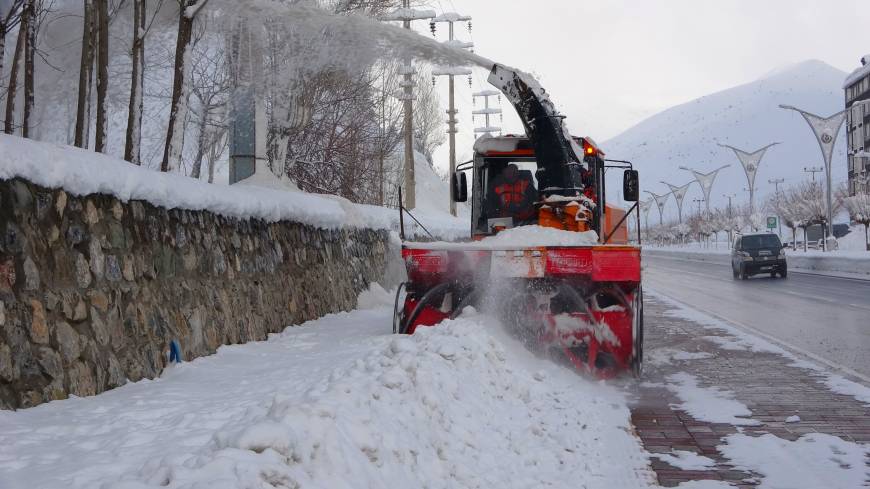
left=630, top=295, right=870, bottom=488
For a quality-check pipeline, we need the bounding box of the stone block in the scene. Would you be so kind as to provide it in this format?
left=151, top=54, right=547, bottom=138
left=55, top=321, right=81, bottom=364
left=74, top=252, right=92, bottom=288
left=0, top=343, right=18, bottom=382
left=29, top=299, right=49, bottom=344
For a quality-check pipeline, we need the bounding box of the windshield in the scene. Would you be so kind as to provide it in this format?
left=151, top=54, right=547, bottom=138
left=741, top=235, right=782, bottom=249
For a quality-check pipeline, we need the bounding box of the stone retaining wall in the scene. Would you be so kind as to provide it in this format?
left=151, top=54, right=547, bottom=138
left=0, top=178, right=391, bottom=409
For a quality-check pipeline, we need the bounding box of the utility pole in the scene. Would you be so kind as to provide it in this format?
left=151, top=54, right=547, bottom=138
left=768, top=178, right=785, bottom=194
left=724, top=193, right=736, bottom=247
left=803, top=166, right=824, bottom=182
left=473, top=90, right=502, bottom=137
left=432, top=13, right=472, bottom=217
left=692, top=198, right=705, bottom=245
left=769, top=178, right=785, bottom=236
left=383, top=4, right=435, bottom=210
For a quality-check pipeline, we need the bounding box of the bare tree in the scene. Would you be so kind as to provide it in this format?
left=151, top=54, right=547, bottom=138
left=123, top=0, right=162, bottom=163
left=20, top=0, right=37, bottom=138
left=843, top=191, right=870, bottom=251
left=3, top=10, right=24, bottom=134
left=73, top=0, right=94, bottom=147
left=188, top=35, right=229, bottom=179
left=412, top=67, right=445, bottom=165
left=0, top=1, right=25, bottom=88
left=92, top=0, right=108, bottom=151
left=161, top=0, right=210, bottom=172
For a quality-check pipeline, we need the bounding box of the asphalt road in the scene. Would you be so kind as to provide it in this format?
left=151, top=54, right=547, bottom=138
left=643, top=254, right=870, bottom=379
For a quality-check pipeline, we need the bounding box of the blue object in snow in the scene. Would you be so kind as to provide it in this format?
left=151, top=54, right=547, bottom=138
left=169, top=340, right=183, bottom=364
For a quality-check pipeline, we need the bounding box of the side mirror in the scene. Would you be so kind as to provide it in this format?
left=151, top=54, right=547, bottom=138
left=452, top=172, right=468, bottom=202
left=623, top=169, right=639, bottom=202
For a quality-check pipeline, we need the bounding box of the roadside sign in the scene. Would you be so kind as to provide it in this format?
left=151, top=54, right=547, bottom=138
left=767, top=216, right=777, bottom=229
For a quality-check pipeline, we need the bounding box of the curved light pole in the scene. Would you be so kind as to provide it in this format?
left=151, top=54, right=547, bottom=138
left=661, top=180, right=694, bottom=223
left=779, top=105, right=846, bottom=238
left=717, top=142, right=779, bottom=216
left=679, top=164, right=730, bottom=214
left=639, top=198, right=653, bottom=235
left=645, top=191, right=670, bottom=225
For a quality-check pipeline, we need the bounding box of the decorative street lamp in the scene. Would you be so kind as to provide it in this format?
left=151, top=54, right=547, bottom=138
left=717, top=142, right=779, bottom=216
left=639, top=198, right=653, bottom=235
left=661, top=180, right=695, bottom=223
left=779, top=105, right=846, bottom=240
left=679, top=164, right=730, bottom=214
left=644, top=191, right=670, bottom=225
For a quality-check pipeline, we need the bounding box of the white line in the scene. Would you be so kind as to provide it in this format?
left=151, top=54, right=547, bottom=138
left=645, top=286, right=870, bottom=387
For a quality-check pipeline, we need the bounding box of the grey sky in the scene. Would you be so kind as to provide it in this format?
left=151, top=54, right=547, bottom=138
left=430, top=0, right=869, bottom=170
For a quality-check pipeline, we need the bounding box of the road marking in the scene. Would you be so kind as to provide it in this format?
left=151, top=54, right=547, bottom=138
left=646, top=286, right=870, bottom=386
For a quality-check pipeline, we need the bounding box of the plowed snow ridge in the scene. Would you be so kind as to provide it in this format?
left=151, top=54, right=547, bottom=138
left=0, top=296, right=655, bottom=489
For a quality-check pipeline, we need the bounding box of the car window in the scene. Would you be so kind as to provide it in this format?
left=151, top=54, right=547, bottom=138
left=741, top=235, right=782, bottom=249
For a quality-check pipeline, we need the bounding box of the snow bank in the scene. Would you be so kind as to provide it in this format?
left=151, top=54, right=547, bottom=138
left=104, top=313, right=654, bottom=489
left=644, top=246, right=870, bottom=279
left=0, top=135, right=467, bottom=240
left=720, top=433, right=870, bottom=489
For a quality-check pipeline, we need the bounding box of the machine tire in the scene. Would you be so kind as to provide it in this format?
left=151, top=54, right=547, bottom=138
left=630, top=285, right=644, bottom=379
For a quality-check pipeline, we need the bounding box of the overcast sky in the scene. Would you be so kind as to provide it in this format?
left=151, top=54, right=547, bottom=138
left=429, top=0, right=870, bottom=170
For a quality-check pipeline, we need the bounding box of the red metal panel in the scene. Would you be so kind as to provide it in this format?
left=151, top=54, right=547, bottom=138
left=544, top=248, right=594, bottom=276
left=591, top=248, right=641, bottom=282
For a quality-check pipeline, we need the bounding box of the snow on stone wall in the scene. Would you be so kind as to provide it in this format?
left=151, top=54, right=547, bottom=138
left=0, top=177, right=393, bottom=410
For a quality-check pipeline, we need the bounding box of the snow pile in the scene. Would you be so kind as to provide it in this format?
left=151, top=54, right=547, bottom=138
left=480, top=225, right=599, bottom=248
left=0, top=135, right=467, bottom=240
left=105, top=314, right=654, bottom=489
left=665, top=373, right=759, bottom=426
left=720, top=433, right=870, bottom=489
left=355, top=282, right=394, bottom=310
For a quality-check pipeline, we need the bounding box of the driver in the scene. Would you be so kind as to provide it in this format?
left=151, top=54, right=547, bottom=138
left=488, top=163, right=538, bottom=223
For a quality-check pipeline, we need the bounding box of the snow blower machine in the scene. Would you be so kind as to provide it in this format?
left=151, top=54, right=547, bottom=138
left=393, top=64, right=644, bottom=378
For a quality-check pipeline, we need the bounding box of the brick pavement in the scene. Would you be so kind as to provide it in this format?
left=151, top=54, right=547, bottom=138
left=630, top=295, right=870, bottom=488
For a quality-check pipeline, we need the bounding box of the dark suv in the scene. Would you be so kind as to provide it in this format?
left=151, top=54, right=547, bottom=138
left=731, top=233, right=787, bottom=279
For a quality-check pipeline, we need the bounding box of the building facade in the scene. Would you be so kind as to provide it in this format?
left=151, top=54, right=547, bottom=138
left=845, top=55, right=870, bottom=195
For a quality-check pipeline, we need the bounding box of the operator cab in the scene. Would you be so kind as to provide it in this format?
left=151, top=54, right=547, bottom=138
left=453, top=135, right=619, bottom=240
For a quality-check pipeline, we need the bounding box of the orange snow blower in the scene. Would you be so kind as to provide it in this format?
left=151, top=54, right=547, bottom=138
left=393, top=64, right=644, bottom=378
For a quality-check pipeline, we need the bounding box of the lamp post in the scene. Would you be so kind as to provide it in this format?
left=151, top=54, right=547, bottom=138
left=779, top=105, right=846, bottom=241
left=679, top=164, right=729, bottom=214
left=717, top=142, right=779, bottom=216
left=803, top=166, right=824, bottom=182
left=661, top=180, right=694, bottom=223
left=724, top=193, right=737, bottom=247
left=645, top=190, right=670, bottom=226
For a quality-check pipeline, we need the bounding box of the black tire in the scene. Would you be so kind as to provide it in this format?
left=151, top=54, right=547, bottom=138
left=732, top=265, right=739, bottom=279
left=739, top=266, right=749, bottom=280
left=630, top=285, right=644, bottom=378
left=770, top=272, right=777, bottom=278
left=781, top=268, right=788, bottom=279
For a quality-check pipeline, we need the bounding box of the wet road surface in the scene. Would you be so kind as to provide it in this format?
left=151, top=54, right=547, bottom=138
left=643, top=254, right=870, bottom=379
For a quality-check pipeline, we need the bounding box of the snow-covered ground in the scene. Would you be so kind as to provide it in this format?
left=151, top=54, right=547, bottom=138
left=0, top=286, right=655, bottom=489
left=0, top=135, right=468, bottom=241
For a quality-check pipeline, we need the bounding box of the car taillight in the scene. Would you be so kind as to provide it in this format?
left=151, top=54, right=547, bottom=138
left=403, top=249, right=449, bottom=274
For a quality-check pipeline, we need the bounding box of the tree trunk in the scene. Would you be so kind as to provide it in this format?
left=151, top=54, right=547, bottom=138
left=161, top=2, right=195, bottom=172
left=4, top=14, right=25, bottom=134
left=124, top=0, right=145, bottom=163
left=803, top=228, right=807, bottom=252
left=21, top=0, right=35, bottom=139
left=865, top=222, right=869, bottom=252
left=190, top=110, right=207, bottom=179
left=74, top=0, right=94, bottom=148
left=94, top=0, right=109, bottom=152
left=0, top=24, right=7, bottom=87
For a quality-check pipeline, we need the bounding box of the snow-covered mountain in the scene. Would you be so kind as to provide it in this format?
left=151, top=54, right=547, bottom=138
left=603, top=60, right=848, bottom=220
